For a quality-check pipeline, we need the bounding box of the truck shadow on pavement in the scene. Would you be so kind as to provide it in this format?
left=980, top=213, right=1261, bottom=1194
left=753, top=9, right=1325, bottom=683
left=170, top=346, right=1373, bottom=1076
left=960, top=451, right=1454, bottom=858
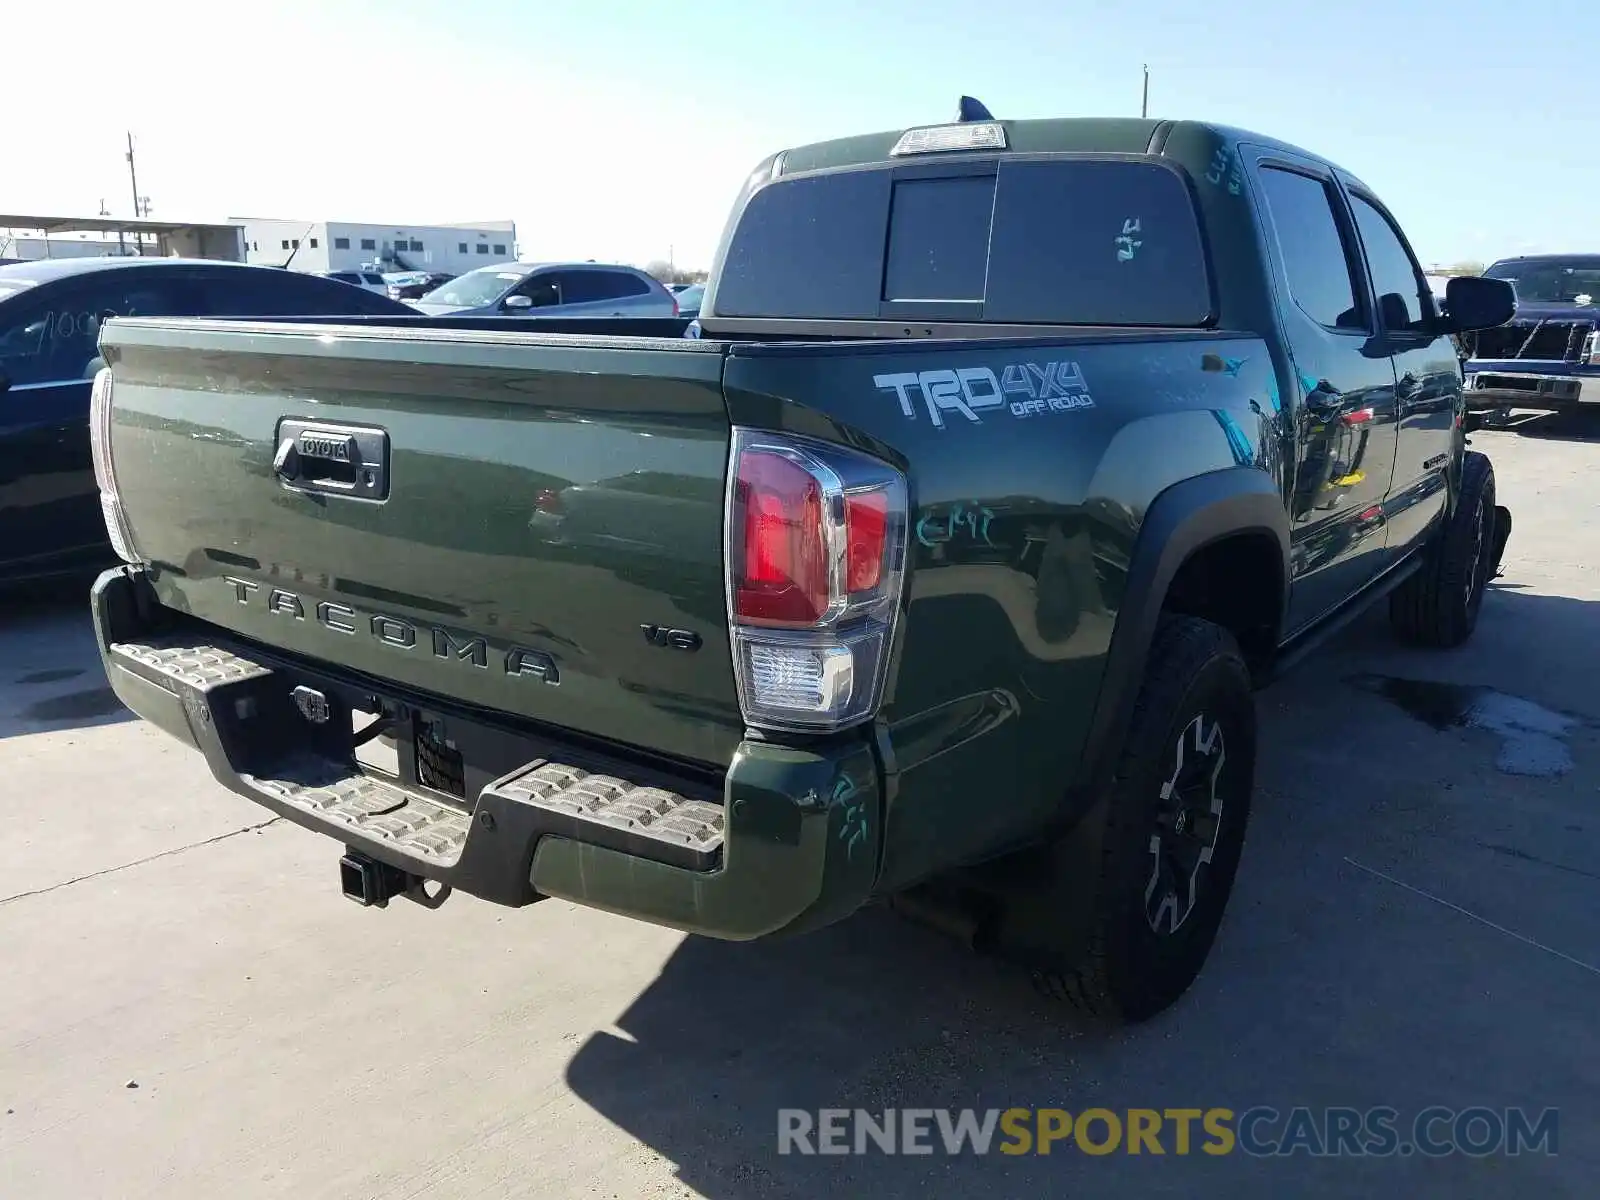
left=564, top=584, right=1600, bottom=1199
left=0, top=579, right=133, bottom=740
left=1492, top=411, right=1600, bottom=442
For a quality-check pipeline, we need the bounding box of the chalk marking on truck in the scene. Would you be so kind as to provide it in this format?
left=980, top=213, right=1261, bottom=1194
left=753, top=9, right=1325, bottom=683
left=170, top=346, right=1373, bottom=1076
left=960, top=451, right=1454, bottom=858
left=916, top=502, right=997, bottom=549
left=834, top=773, right=869, bottom=860
left=1205, top=145, right=1243, bottom=195
left=1116, top=217, right=1143, bottom=262
left=873, top=362, right=1094, bottom=430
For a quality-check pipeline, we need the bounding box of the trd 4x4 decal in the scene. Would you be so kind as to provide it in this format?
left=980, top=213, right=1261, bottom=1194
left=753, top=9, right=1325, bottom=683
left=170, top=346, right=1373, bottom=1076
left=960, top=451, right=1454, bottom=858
left=872, top=362, right=1095, bottom=430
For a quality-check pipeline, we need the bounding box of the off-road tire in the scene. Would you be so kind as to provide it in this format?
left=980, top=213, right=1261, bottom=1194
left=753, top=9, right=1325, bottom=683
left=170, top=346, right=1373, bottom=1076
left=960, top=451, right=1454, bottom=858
left=1033, top=615, right=1256, bottom=1023
left=1389, top=450, right=1496, bottom=648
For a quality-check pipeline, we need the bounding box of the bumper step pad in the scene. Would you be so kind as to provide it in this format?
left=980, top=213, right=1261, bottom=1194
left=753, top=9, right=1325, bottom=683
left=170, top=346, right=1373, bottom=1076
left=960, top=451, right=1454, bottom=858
left=485, top=762, right=725, bottom=868
left=107, top=635, right=724, bottom=890
left=241, top=754, right=471, bottom=867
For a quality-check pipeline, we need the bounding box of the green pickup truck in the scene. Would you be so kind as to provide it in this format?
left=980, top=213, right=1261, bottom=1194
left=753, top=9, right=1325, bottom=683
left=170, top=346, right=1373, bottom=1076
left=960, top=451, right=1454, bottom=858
left=86, top=103, right=1516, bottom=1022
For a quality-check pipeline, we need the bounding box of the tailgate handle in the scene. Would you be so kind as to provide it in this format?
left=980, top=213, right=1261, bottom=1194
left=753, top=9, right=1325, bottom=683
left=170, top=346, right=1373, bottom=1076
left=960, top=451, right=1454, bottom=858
left=273, top=420, right=390, bottom=501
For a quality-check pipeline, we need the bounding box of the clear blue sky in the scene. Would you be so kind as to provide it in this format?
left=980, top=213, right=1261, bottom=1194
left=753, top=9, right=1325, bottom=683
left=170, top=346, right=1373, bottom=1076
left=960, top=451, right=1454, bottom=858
left=9, top=0, right=1596, bottom=269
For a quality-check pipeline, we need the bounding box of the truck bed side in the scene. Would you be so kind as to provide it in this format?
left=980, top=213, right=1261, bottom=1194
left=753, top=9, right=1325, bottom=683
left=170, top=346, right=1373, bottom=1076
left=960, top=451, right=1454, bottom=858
left=720, top=331, right=1280, bottom=886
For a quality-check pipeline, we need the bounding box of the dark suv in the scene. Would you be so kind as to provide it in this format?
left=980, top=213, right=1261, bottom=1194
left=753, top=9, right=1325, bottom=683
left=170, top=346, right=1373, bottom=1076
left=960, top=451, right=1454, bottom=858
left=0, top=257, right=411, bottom=584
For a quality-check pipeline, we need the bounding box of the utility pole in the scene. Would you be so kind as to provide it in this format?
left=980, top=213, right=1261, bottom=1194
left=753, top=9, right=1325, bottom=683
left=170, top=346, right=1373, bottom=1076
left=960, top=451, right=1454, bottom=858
left=102, top=197, right=125, bottom=256
left=1141, top=64, right=1150, bottom=119
left=125, top=131, right=142, bottom=254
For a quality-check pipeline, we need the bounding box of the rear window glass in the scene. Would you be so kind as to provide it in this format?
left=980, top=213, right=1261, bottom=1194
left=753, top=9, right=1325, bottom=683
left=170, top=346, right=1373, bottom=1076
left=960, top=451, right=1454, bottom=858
left=715, top=157, right=1212, bottom=326
left=884, top=177, right=995, bottom=302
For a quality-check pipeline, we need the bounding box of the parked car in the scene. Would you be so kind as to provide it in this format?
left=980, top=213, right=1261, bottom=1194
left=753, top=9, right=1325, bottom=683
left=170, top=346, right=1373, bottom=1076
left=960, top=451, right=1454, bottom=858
left=674, top=282, right=705, bottom=318
left=86, top=106, right=1513, bottom=1024
left=386, top=271, right=455, bottom=302
left=0, top=257, right=412, bottom=584
left=1460, top=254, right=1600, bottom=420
left=410, top=262, right=679, bottom=317
left=317, top=269, right=390, bottom=295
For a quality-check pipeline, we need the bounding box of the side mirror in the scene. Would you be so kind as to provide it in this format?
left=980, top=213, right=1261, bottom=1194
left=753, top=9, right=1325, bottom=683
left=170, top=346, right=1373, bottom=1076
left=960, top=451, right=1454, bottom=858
left=502, top=294, right=534, bottom=311
left=1437, top=276, right=1516, bottom=334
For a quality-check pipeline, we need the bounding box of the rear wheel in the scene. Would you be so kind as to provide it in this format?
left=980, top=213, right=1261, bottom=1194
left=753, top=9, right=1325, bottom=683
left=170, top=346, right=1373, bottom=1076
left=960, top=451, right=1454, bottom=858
left=1031, top=615, right=1256, bottom=1023
left=1390, top=450, right=1496, bottom=648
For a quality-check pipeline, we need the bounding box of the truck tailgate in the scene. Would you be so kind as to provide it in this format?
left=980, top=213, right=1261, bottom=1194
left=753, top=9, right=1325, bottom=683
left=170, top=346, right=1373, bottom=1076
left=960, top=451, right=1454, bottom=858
left=100, top=318, right=741, bottom=768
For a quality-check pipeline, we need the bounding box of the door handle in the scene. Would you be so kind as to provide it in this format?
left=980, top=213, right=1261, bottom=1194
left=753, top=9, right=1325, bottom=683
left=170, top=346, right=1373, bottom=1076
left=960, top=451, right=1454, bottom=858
left=1304, top=381, right=1341, bottom=416
left=272, top=435, right=302, bottom=481
left=273, top=421, right=390, bottom=501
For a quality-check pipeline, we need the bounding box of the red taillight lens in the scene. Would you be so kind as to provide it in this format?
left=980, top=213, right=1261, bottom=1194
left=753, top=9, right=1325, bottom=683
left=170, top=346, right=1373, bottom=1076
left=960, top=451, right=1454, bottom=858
left=846, top=492, right=888, bottom=593
left=725, top=428, right=908, bottom=732
left=735, top=449, right=828, bottom=625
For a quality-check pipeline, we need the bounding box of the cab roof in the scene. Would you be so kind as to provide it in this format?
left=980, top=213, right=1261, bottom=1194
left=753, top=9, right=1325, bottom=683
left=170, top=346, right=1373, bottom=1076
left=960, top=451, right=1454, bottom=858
left=774, top=116, right=1361, bottom=189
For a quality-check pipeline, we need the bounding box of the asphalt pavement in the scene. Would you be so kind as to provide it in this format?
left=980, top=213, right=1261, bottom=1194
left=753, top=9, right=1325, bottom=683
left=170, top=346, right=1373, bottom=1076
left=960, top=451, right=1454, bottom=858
left=2, top=415, right=1596, bottom=1198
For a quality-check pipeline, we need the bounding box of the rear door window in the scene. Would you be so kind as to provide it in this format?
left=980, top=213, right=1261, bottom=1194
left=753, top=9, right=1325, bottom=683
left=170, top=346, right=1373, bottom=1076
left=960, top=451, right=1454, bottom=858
left=0, top=274, right=195, bottom=385
left=1256, top=168, right=1366, bottom=331
left=1348, top=193, right=1427, bottom=332
left=613, top=272, right=652, bottom=298
left=714, top=157, right=1212, bottom=325
left=0, top=291, right=71, bottom=385
left=555, top=271, right=650, bottom=303
left=513, top=273, right=563, bottom=307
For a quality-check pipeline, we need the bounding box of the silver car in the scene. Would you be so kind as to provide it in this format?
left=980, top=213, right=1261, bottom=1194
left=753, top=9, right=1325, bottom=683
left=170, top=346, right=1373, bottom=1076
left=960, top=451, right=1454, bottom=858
left=317, top=270, right=390, bottom=296
left=410, top=262, right=679, bottom=318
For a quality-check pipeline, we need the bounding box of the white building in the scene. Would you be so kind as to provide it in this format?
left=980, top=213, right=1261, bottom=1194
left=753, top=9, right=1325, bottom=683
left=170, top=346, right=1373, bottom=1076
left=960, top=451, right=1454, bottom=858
left=234, top=218, right=518, bottom=275
left=0, top=213, right=246, bottom=262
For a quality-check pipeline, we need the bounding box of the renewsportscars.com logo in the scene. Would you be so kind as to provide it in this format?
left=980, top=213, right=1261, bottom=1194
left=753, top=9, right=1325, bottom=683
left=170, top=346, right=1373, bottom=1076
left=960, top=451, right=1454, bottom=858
left=777, top=1106, right=1560, bottom=1158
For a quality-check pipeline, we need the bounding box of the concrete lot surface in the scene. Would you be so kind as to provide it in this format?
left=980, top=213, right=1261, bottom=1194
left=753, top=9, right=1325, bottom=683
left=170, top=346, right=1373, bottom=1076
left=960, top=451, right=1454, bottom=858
left=2, top=416, right=1597, bottom=1198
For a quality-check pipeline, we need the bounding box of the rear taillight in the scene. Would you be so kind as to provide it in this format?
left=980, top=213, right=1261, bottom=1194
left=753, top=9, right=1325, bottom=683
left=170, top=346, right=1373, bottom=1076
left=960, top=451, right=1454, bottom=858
left=725, top=428, right=907, bottom=733
left=90, top=367, right=140, bottom=564
left=669, top=292, right=681, bottom=317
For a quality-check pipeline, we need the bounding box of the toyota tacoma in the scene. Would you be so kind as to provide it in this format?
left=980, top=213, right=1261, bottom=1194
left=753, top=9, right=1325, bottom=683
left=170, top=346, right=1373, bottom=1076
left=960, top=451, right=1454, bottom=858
left=86, top=102, right=1516, bottom=1022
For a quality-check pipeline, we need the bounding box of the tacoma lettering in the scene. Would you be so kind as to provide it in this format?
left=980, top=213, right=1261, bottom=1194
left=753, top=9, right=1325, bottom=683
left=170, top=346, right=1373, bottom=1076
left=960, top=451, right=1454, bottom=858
left=433, top=628, right=489, bottom=667
left=216, top=581, right=555, bottom=683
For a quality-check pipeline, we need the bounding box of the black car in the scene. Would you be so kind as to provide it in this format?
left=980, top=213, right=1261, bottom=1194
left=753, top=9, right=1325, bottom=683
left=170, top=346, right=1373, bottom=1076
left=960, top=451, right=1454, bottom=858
left=388, top=272, right=456, bottom=301
left=0, top=257, right=413, bottom=585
